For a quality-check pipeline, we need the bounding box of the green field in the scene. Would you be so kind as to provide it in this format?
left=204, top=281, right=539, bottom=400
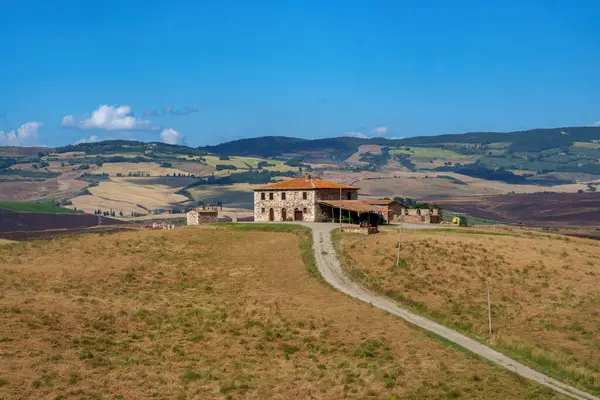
left=442, top=210, right=505, bottom=226
left=0, top=201, right=82, bottom=214
left=390, top=146, right=467, bottom=159
left=573, top=141, right=600, bottom=150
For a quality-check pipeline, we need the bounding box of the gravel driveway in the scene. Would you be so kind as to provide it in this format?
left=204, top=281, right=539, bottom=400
left=305, top=222, right=598, bottom=400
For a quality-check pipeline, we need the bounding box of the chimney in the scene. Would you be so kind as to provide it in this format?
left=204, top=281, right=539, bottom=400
left=306, top=172, right=312, bottom=181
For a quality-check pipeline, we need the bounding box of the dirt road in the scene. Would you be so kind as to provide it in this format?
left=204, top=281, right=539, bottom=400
left=307, top=222, right=598, bottom=400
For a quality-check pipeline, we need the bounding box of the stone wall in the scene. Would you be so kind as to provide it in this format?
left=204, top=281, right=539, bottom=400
left=314, top=189, right=359, bottom=201
left=399, top=208, right=444, bottom=224
left=254, top=190, right=316, bottom=222
left=388, top=203, right=407, bottom=221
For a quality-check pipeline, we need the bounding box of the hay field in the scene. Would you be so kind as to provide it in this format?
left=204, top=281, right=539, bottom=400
left=186, top=183, right=258, bottom=209
left=345, top=145, right=384, bottom=164
left=202, top=156, right=299, bottom=173
left=335, top=228, right=600, bottom=395
left=95, top=162, right=189, bottom=177
left=390, top=146, right=477, bottom=169
left=0, top=225, right=562, bottom=399
left=69, top=177, right=188, bottom=214
left=573, top=142, right=600, bottom=150
left=323, top=170, right=586, bottom=200
left=0, top=169, right=89, bottom=202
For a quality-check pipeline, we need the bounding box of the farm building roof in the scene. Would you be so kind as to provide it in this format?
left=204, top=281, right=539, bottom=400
left=257, top=175, right=359, bottom=190
left=363, top=199, right=408, bottom=207
left=317, top=200, right=383, bottom=213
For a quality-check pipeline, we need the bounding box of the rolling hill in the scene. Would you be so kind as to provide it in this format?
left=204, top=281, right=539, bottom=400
left=1, top=125, right=599, bottom=226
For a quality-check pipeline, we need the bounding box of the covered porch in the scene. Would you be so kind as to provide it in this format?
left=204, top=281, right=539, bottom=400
left=317, top=200, right=384, bottom=226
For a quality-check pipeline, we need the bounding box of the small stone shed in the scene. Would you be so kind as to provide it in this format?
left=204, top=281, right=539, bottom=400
left=362, top=199, right=408, bottom=222
left=187, top=209, right=218, bottom=225
left=402, top=208, right=444, bottom=224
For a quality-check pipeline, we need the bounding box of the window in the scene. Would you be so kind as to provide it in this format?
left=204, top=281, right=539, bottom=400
left=261, top=192, right=265, bottom=200
left=269, top=192, right=274, bottom=200
left=302, top=192, right=307, bottom=200
left=281, top=192, right=286, bottom=200
left=347, top=192, right=352, bottom=200
left=261, top=208, right=265, bottom=213
left=303, top=207, right=307, bottom=213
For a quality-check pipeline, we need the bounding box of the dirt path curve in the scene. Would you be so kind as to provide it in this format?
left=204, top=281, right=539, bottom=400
left=305, top=222, right=598, bottom=400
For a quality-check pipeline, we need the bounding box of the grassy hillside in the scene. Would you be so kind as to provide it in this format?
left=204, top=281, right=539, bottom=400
left=0, top=225, right=562, bottom=399
left=0, top=201, right=81, bottom=214
left=334, top=227, right=600, bottom=395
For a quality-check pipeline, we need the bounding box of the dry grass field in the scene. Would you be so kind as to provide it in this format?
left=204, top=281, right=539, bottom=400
left=186, top=183, right=259, bottom=209
left=345, top=145, right=384, bottom=164
left=322, top=170, right=587, bottom=200
left=334, top=227, right=600, bottom=395
left=389, top=147, right=477, bottom=169
left=69, top=177, right=188, bottom=215
left=0, top=225, right=563, bottom=399
left=0, top=168, right=91, bottom=202
left=95, top=162, right=189, bottom=177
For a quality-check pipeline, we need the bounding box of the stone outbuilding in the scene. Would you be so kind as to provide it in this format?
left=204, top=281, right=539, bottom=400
left=402, top=208, right=444, bottom=224
left=362, top=199, right=408, bottom=222
left=187, top=209, right=218, bottom=225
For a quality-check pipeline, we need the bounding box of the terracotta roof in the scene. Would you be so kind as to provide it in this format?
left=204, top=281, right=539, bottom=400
left=363, top=199, right=394, bottom=205
left=257, top=176, right=359, bottom=190
left=317, top=200, right=383, bottom=213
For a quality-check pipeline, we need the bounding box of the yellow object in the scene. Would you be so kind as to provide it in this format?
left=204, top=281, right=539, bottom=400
left=452, top=215, right=468, bottom=226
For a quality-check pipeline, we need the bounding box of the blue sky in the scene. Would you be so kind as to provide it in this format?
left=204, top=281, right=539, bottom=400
left=1, top=0, right=599, bottom=147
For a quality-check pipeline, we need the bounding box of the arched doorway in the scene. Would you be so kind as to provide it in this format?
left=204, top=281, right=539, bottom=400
left=269, top=208, right=274, bottom=221
left=294, top=208, right=303, bottom=221
left=281, top=208, right=287, bottom=221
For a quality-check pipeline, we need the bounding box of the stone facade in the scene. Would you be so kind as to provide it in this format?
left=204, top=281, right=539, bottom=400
left=254, top=188, right=359, bottom=222
left=187, top=209, right=218, bottom=225
left=401, top=208, right=444, bottom=224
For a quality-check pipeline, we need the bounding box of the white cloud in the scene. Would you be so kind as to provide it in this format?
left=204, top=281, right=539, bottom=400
left=61, top=105, right=158, bottom=131
left=371, top=126, right=389, bottom=135
left=160, top=128, right=184, bottom=144
left=592, top=121, right=600, bottom=127
left=344, top=131, right=368, bottom=139
left=0, top=121, right=43, bottom=146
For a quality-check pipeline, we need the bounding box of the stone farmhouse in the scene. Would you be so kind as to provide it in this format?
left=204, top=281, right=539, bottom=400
left=254, top=174, right=361, bottom=222
left=254, top=173, right=443, bottom=224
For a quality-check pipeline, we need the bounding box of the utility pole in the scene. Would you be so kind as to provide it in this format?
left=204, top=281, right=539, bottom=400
left=487, top=280, right=493, bottom=339
left=395, top=215, right=404, bottom=267
left=339, top=181, right=343, bottom=232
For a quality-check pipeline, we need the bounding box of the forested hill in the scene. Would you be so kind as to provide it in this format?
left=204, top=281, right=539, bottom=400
left=199, top=127, right=600, bottom=157
left=16, top=126, right=600, bottom=159
left=398, top=127, right=600, bottom=151
left=199, top=136, right=365, bottom=158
